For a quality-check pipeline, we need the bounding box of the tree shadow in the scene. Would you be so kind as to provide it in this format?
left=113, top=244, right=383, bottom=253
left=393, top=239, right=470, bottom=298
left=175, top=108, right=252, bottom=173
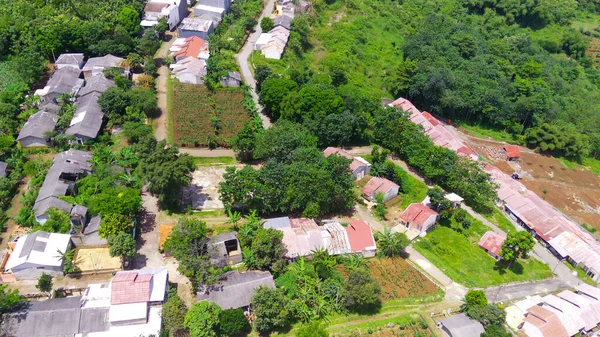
left=137, top=209, right=156, bottom=235
left=493, top=260, right=524, bottom=275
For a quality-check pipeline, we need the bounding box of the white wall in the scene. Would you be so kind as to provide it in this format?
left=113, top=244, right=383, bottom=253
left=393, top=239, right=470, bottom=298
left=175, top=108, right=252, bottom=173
left=19, top=136, right=49, bottom=148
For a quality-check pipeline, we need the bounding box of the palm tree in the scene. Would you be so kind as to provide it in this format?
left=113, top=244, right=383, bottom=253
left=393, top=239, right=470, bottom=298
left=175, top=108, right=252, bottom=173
left=374, top=228, right=409, bottom=257
left=226, top=209, right=242, bottom=230
left=57, top=92, right=75, bottom=106
left=120, top=173, right=138, bottom=187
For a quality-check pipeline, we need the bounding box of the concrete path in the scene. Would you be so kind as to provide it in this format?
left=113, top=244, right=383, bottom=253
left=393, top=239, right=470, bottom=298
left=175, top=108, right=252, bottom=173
left=153, top=33, right=177, bottom=142
left=235, top=0, right=275, bottom=129
left=485, top=279, right=569, bottom=303
left=179, top=148, right=235, bottom=157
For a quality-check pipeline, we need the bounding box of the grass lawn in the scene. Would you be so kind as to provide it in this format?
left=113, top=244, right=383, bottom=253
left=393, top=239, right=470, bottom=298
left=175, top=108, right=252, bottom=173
left=457, top=122, right=522, bottom=144
left=192, top=156, right=237, bottom=166
left=413, top=226, right=553, bottom=287
left=482, top=208, right=517, bottom=234
left=556, top=156, right=600, bottom=175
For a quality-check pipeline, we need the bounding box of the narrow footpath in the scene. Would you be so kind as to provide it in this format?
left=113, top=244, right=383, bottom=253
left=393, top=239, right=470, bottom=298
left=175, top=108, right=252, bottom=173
left=153, top=33, right=176, bottom=142
left=235, top=0, right=276, bottom=129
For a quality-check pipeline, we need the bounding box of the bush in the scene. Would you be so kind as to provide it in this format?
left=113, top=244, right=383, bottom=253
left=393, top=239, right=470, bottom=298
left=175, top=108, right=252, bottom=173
left=219, top=308, right=251, bottom=337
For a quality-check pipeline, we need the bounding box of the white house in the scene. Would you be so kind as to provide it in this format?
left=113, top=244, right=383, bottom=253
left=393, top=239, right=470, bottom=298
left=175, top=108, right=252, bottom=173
left=141, top=0, right=188, bottom=31
left=399, top=203, right=439, bottom=233
left=171, top=57, right=207, bottom=84
left=4, top=231, right=72, bottom=280
left=323, top=147, right=371, bottom=181
left=361, top=177, right=399, bottom=203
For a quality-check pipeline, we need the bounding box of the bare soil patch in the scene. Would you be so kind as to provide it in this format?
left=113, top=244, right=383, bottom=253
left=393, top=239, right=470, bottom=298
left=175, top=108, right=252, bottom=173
left=367, top=258, right=440, bottom=300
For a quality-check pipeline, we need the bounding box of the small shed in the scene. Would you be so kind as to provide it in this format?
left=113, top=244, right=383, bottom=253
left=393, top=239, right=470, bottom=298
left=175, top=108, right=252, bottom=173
left=437, top=313, right=485, bottom=337
left=70, top=204, right=88, bottom=228
left=503, top=145, right=521, bottom=161
left=478, top=231, right=506, bottom=260
left=220, top=71, right=241, bottom=88
left=444, top=193, right=464, bottom=208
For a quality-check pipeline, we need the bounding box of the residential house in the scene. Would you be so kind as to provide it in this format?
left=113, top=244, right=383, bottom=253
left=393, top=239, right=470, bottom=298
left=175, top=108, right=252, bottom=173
left=194, top=0, right=232, bottom=19
left=141, top=0, right=187, bottom=31
left=71, top=215, right=106, bottom=247
left=0, top=161, right=6, bottom=178
left=505, top=296, right=543, bottom=331
left=34, top=67, right=84, bottom=104
left=172, top=36, right=210, bottom=61
left=33, top=149, right=92, bottom=224
left=208, top=232, right=242, bottom=267
left=261, top=26, right=290, bottom=59
left=66, top=92, right=105, bottom=143
left=504, top=145, right=521, bottom=161
left=399, top=203, right=438, bottom=233
left=437, top=313, right=485, bottom=337
left=344, top=220, right=377, bottom=257
left=82, top=54, right=128, bottom=79
left=478, top=231, right=506, bottom=260
left=220, top=71, right=242, bottom=88
left=539, top=294, right=586, bottom=336
left=171, top=57, right=207, bottom=84
left=255, top=33, right=272, bottom=50
left=4, top=231, right=72, bottom=279
left=197, top=270, right=275, bottom=309
left=179, top=17, right=215, bottom=40
left=444, top=193, right=464, bottom=208
left=55, top=53, right=85, bottom=70
left=274, top=15, right=292, bottom=30
left=78, top=73, right=115, bottom=98
left=361, top=176, right=399, bottom=202
left=17, top=110, right=59, bottom=147
left=323, top=147, right=371, bottom=180
left=521, top=305, right=569, bottom=337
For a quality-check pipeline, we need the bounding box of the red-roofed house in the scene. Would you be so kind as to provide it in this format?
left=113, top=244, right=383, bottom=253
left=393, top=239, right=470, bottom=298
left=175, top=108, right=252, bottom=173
left=323, top=147, right=371, bottom=180
left=361, top=177, right=399, bottom=203
left=174, top=36, right=209, bottom=61
left=399, top=203, right=438, bottom=233
left=522, top=305, right=569, bottom=337
left=479, top=231, right=506, bottom=259
left=503, top=145, right=521, bottom=161
left=344, top=220, right=377, bottom=257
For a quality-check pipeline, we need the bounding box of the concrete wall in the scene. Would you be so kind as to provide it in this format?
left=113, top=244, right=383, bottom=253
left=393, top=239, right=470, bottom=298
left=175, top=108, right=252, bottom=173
left=383, top=186, right=399, bottom=203
left=176, top=73, right=204, bottom=84
left=12, top=264, right=63, bottom=280
left=178, top=28, right=212, bottom=40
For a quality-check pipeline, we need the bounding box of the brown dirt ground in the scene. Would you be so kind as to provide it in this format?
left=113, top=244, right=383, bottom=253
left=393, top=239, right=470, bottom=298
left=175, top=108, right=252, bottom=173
left=464, top=136, right=600, bottom=229
left=367, top=258, right=440, bottom=300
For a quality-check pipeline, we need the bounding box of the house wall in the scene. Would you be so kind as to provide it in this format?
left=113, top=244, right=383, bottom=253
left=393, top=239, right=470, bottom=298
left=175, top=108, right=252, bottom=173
left=176, top=73, right=204, bottom=84
left=360, top=249, right=376, bottom=258
left=382, top=186, right=399, bottom=203
left=19, top=137, right=50, bottom=148
left=262, top=47, right=283, bottom=60
left=420, top=214, right=437, bottom=232
left=12, top=264, right=63, bottom=280
left=178, top=28, right=212, bottom=40
left=352, top=166, right=369, bottom=181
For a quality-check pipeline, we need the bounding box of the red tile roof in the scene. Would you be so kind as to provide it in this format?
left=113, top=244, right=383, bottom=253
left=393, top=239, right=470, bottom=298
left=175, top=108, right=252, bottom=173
left=323, top=147, right=368, bottom=172
left=503, top=145, right=521, bottom=158
left=457, top=146, right=476, bottom=156
left=400, top=203, right=438, bottom=227
left=361, top=177, right=399, bottom=198
left=525, top=305, right=569, bottom=337
left=389, top=98, right=420, bottom=115
left=175, top=36, right=207, bottom=60
left=111, top=271, right=152, bottom=305
left=421, top=112, right=440, bottom=126
left=344, top=220, right=376, bottom=252
left=478, top=231, right=506, bottom=256
left=144, top=2, right=168, bottom=13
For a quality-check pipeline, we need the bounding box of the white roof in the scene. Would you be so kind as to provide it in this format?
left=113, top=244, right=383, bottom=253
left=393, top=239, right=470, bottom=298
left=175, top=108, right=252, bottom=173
left=6, top=231, right=71, bottom=270
left=90, top=306, right=161, bottom=337
left=557, top=290, right=600, bottom=330
left=541, top=294, right=586, bottom=335
left=256, top=33, right=272, bottom=46
left=577, top=283, right=600, bottom=301
left=140, top=19, right=159, bottom=27
left=445, top=193, right=464, bottom=202
left=109, top=302, right=148, bottom=323
left=81, top=283, right=112, bottom=308
left=139, top=268, right=168, bottom=302
left=194, top=4, right=225, bottom=13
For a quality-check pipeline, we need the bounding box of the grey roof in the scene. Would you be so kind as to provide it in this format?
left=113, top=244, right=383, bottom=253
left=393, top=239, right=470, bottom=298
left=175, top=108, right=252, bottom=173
left=211, top=232, right=237, bottom=244
left=19, top=231, right=51, bottom=258
left=82, top=54, right=125, bottom=72
left=264, top=216, right=291, bottom=229
left=198, top=0, right=228, bottom=8
left=0, top=161, right=7, bottom=178
left=45, top=67, right=83, bottom=96
left=274, top=15, right=291, bottom=30
left=180, top=17, right=214, bottom=32
left=33, top=150, right=92, bottom=217
left=65, top=92, right=104, bottom=139
left=0, top=296, right=110, bottom=337
left=83, top=215, right=101, bottom=235
left=39, top=102, right=61, bottom=114
left=227, top=71, right=241, bottom=82
left=438, top=313, right=485, bottom=337
left=71, top=204, right=88, bottom=217
left=197, top=271, right=275, bottom=309
left=78, top=73, right=115, bottom=97
left=17, top=110, right=59, bottom=141
left=55, top=53, right=85, bottom=67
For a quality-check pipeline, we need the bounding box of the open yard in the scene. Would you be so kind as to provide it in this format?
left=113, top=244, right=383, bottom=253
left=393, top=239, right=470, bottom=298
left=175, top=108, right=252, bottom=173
left=171, top=82, right=251, bottom=148
left=74, top=247, right=121, bottom=273
left=413, top=226, right=553, bottom=288
left=367, top=258, right=441, bottom=301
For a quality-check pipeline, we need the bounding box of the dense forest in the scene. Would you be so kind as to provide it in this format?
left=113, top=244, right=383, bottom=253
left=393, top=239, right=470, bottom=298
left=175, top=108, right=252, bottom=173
left=257, top=0, right=600, bottom=160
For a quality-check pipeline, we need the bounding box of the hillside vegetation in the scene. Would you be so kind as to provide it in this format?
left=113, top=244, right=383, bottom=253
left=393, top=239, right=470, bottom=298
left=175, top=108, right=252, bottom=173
left=258, top=0, right=600, bottom=160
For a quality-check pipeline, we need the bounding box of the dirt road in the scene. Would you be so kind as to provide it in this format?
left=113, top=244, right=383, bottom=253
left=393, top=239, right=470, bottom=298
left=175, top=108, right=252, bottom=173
left=153, top=33, right=177, bottom=142
left=235, top=0, right=275, bottom=129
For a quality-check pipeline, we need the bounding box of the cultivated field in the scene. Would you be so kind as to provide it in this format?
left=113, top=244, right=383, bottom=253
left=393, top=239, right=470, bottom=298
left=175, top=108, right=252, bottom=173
left=331, top=313, right=434, bottom=337
left=171, top=82, right=250, bottom=148
left=367, top=258, right=441, bottom=301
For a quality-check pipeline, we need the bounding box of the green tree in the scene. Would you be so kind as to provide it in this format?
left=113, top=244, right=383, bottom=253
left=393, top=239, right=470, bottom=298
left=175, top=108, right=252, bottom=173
left=260, top=17, right=274, bottom=32
left=343, top=269, right=381, bottom=313
left=462, top=290, right=488, bottom=311
left=255, top=65, right=272, bottom=92
left=163, top=218, right=221, bottom=284
left=466, top=305, right=506, bottom=327
left=163, top=288, right=189, bottom=336
left=251, top=286, right=291, bottom=332
left=296, top=321, right=329, bottom=337
left=107, top=232, right=136, bottom=265
left=499, top=231, right=535, bottom=262
left=98, top=87, right=130, bottom=124
left=117, top=6, right=140, bottom=36
left=481, top=324, right=512, bottom=337
left=245, top=228, right=286, bottom=274
left=99, top=213, right=133, bottom=239
left=253, top=120, right=317, bottom=161
left=57, top=248, right=76, bottom=274
left=374, top=228, right=410, bottom=257
left=36, top=273, right=53, bottom=294
left=39, top=209, right=72, bottom=233
left=259, top=77, right=297, bottom=119
left=219, top=308, right=251, bottom=337
left=184, top=301, right=222, bottom=337
left=231, top=119, right=262, bottom=162
left=0, top=284, right=24, bottom=314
